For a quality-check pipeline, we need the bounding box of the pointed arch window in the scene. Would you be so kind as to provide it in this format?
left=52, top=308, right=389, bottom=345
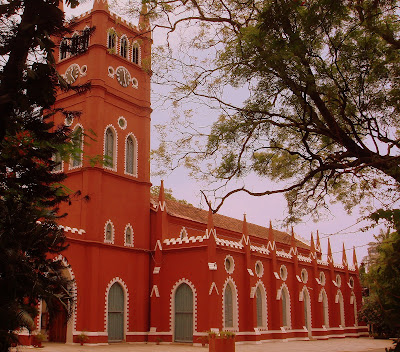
left=120, top=37, right=128, bottom=58
left=108, top=30, right=116, bottom=52
left=337, top=291, right=345, bottom=326
left=53, top=152, right=62, bottom=172
left=104, top=127, right=116, bottom=169
left=125, top=225, right=133, bottom=246
left=281, top=286, right=290, bottom=328
left=132, top=43, right=140, bottom=64
left=256, top=286, right=264, bottom=327
left=322, top=290, right=329, bottom=327
left=60, top=39, right=68, bottom=60
left=224, top=284, right=233, bottom=328
left=71, top=126, right=83, bottom=168
left=125, top=135, right=137, bottom=176
left=105, top=222, right=114, bottom=243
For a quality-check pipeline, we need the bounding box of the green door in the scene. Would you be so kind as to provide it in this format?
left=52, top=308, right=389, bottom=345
left=108, top=283, right=124, bottom=341
left=174, top=283, right=193, bottom=342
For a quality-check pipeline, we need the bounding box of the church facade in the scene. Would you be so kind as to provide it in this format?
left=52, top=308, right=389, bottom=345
left=34, top=0, right=368, bottom=345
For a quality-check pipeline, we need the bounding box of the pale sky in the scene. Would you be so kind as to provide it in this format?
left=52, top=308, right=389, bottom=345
left=65, top=0, right=384, bottom=265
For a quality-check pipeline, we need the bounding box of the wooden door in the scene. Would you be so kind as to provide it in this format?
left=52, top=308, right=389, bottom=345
left=174, top=283, right=193, bottom=342
left=108, top=283, right=124, bottom=341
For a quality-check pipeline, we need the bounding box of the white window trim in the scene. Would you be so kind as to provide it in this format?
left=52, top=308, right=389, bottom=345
left=120, top=35, right=129, bottom=59
left=255, top=280, right=268, bottom=330
left=104, top=277, right=130, bottom=338
left=69, top=123, right=84, bottom=170
left=222, top=277, right=239, bottom=331
left=104, top=220, right=115, bottom=244
left=131, top=41, right=141, bottom=65
left=124, top=223, right=134, bottom=247
left=170, top=278, right=198, bottom=340
left=278, top=283, right=291, bottom=329
left=103, top=124, right=118, bottom=172
left=224, top=255, right=235, bottom=274
left=124, top=132, right=138, bottom=177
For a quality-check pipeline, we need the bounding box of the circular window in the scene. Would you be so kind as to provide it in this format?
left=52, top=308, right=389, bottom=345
left=349, top=277, right=354, bottom=288
left=118, top=116, right=127, bottom=129
left=301, top=269, right=308, bottom=283
left=132, top=77, right=138, bottom=88
left=64, top=114, right=74, bottom=126
left=280, top=265, right=288, bottom=281
left=336, top=274, right=342, bottom=287
left=224, top=255, right=234, bottom=274
left=81, top=65, right=88, bottom=75
left=319, top=272, right=326, bottom=286
left=108, top=66, right=114, bottom=77
left=255, top=261, right=264, bottom=277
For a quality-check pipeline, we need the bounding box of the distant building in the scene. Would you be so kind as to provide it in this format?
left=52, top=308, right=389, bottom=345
left=31, top=0, right=368, bottom=345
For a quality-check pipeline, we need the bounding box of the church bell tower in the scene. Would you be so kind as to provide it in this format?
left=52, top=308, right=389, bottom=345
left=51, top=0, right=152, bottom=343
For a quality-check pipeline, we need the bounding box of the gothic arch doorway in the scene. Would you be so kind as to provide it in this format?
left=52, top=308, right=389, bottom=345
left=42, top=266, right=75, bottom=343
left=108, top=283, right=125, bottom=342
left=174, top=283, right=193, bottom=342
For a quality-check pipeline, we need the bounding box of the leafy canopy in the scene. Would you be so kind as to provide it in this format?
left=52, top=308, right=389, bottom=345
left=148, top=0, right=400, bottom=220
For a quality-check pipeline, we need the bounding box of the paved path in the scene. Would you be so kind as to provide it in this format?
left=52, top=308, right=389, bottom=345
left=12, top=338, right=393, bottom=352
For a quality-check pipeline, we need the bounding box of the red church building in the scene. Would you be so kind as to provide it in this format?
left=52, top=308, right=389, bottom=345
left=32, top=0, right=368, bottom=345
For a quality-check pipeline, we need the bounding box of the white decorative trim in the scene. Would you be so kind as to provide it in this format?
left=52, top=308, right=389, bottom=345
left=255, top=260, right=264, bottom=278
left=107, top=27, right=117, bottom=53
left=108, top=66, right=115, bottom=78
left=118, top=116, right=127, bottom=130
left=209, top=281, right=219, bottom=295
left=279, top=264, right=288, bottom=281
left=319, top=288, right=329, bottom=327
left=150, top=285, right=160, bottom=298
left=104, top=220, right=115, bottom=244
left=59, top=225, right=86, bottom=235
left=208, top=262, right=217, bottom=271
left=124, top=223, right=134, bottom=247
left=131, top=41, right=141, bottom=66
left=319, top=271, right=326, bottom=286
left=104, top=277, right=130, bottom=336
left=103, top=124, right=118, bottom=171
left=278, top=283, right=291, bottom=329
left=301, top=286, right=312, bottom=331
left=300, top=268, right=308, bottom=283
left=336, top=274, right=342, bottom=287
left=80, top=64, right=87, bottom=76
left=170, top=278, right=198, bottom=339
left=119, top=35, right=129, bottom=59
left=351, top=293, right=358, bottom=327
left=224, top=255, right=235, bottom=274
left=53, top=255, right=78, bottom=334
left=180, top=227, right=188, bottom=239
left=124, top=132, right=138, bottom=177
left=69, top=123, right=84, bottom=170
left=255, top=280, right=268, bottom=330
left=222, top=277, right=239, bottom=331
left=153, top=267, right=160, bottom=274
left=336, top=289, right=345, bottom=326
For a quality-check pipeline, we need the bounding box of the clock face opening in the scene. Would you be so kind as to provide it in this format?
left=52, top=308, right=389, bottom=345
left=65, top=64, right=80, bottom=84
left=116, top=67, right=131, bottom=87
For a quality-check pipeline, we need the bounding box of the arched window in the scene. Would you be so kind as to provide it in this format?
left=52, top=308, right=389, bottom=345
left=104, top=127, right=115, bottom=169
left=71, top=126, right=83, bottom=168
left=337, top=291, right=345, bottom=326
left=53, top=152, right=62, bottom=172
left=352, top=294, right=358, bottom=326
left=322, top=290, right=329, bottom=327
left=125, top=226, right=133, bottom=246
left=303, top=288, right=311, bottom=332
left=108, top=283, right=124, bottom=341
left=120, top=37, right=128, bottom=58
left=108, top=31, right=116, bottom=52
left=105, top=222, right=114, bottom=243
left=224, top=284, right=233, bottom=328
left=255, top=285, right=267, bottom=328
left=281, top=286, right=290, bottom=328
left=125, top=135, right=136, bottom=175
left=174, top=283, right=193, bottom=342
left=132, top=43, right=140, bottom=64
left=60, top=39, right=68, bottom=60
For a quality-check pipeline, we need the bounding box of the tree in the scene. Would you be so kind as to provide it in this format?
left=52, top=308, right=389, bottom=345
left=0, top=0, right=89, bottom=349
left=147, top=0, right=400, bottom=220
left=358, top=211, right=400, bottom=345
left=150, top=185, right=192, bottom=205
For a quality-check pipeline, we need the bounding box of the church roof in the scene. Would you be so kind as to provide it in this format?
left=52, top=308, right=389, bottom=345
left=150, top=196, right=310, bottom=250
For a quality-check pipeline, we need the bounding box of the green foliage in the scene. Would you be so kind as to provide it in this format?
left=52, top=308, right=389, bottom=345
left=360, top=212, right=400, bottom=341
left=149, top=0, right=400, bottom=218
left=0, top=0, right=91, bottom=349
left=150, top=185, right=192, bottom=205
